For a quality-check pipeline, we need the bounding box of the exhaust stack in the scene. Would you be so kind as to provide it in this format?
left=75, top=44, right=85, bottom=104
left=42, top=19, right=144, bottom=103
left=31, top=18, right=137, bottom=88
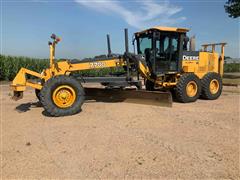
left=107, top=34, right=112, bottom=57
left=124, top=28, right=130, bottom=79
left=124, top=28, right=129, bottom=53
left=189, top=35, right=196, bottom=51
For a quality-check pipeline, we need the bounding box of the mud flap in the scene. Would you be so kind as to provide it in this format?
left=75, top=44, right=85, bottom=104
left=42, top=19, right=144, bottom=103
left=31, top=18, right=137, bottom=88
left=84, top=88, right=172, bottom=107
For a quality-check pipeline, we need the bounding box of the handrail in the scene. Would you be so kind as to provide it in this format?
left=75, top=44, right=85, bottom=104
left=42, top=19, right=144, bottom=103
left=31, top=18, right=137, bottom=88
left=201, top=42, right=227, bottom=52
left=201, top=42, right=227, bottom=77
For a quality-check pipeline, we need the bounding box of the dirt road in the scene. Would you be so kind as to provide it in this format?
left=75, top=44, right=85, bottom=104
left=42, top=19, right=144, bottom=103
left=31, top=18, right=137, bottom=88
left=1, top=84, right=239, bottom=179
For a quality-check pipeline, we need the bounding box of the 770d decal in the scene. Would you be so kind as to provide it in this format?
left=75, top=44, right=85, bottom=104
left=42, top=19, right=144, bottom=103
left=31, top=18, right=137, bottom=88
left=89, top=62, right=106, bottom=68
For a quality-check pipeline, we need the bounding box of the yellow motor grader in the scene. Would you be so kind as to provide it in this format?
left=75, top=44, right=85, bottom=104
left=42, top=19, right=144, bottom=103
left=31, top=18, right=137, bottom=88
left=11, top=27, right=226, bottom=116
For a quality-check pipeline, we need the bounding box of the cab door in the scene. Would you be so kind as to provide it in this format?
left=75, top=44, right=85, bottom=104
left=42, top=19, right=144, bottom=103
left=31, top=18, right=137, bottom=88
left=154, top=32, right=182, bottom=73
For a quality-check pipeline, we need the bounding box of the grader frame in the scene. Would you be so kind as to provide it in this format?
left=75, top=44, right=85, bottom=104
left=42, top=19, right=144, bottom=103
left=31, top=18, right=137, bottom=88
left=10, top=26, right=226, bottom=116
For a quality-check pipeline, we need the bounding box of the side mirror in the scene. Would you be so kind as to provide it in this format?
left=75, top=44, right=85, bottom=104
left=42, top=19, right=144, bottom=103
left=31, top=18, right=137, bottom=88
left=132, top=36, right=135, bottom=45
left=132, top=36, right=136, bottom=54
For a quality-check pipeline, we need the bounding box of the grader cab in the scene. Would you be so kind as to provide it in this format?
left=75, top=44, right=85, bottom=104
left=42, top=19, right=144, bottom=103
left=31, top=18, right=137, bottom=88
left=11, top=26, right=226, bottom=117
left=134, top=27, right=226, bottom=102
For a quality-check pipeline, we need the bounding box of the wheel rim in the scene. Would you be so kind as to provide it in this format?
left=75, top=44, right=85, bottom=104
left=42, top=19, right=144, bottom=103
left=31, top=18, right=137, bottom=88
left=209, top=79, right=219, bottom=94
left=186, top=81, right=198, bottom=97
left=52, top=85, right=76, bottom=108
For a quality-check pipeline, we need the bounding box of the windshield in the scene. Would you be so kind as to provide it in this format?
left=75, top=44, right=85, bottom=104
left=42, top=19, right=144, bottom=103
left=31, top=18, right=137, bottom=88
left=138, top=36, right=152, bottom=54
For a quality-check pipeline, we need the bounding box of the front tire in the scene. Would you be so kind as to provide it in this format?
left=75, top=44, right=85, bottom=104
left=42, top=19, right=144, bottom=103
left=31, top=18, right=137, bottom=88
left=201, top=72, right=222, bottom=100
left=175, top=73, right=201, bottom=103
left=40, top=75, right=85, bottom=117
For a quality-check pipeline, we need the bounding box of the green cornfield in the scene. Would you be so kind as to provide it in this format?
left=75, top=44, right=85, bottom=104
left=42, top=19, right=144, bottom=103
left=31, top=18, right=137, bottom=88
left=0, top=54, right=124, bottom=81
left=0, top=54, right=49, bottom=81
left=224, top=63, right=240, bottom=73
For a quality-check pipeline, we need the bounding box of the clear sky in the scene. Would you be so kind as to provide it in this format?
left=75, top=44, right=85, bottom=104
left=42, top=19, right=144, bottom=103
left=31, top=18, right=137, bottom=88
left=1, top=0, right=239, bottom=59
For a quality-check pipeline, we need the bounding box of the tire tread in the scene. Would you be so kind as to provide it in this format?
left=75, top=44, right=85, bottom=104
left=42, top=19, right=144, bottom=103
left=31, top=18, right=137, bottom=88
left=175, top=73, right=201, bottom=103
left=201, top=72, right=222, bottom=100
left=40, top=75, right=85, bottom=117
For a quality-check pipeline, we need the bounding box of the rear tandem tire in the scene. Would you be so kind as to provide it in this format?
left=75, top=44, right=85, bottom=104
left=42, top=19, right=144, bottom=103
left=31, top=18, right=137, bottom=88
left=175, top=73, right=201, bottom=103
left=201, top=72, right=222, bottom=100
left=40, top=75, right=85, bottom=117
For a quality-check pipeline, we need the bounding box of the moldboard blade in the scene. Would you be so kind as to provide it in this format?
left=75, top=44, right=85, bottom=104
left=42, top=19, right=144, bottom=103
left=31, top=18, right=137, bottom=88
left=84, top=88, right=172, bottom=107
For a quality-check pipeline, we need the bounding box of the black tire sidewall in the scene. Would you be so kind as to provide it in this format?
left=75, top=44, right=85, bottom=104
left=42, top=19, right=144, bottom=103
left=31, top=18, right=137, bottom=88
left=40, top=75, right=85, bottom=116
left=201, top=72, right=222, bottom=100
left=175, top=73, right=201, bottom=103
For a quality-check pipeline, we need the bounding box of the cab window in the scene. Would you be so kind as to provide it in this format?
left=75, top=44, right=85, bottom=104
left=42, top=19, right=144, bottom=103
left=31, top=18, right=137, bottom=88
left=138, top=36, right=152, bottom=54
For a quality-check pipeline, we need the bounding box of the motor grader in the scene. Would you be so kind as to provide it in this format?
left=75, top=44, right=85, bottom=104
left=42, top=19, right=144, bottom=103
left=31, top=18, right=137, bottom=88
left=11, top=26, right=226, bottom=116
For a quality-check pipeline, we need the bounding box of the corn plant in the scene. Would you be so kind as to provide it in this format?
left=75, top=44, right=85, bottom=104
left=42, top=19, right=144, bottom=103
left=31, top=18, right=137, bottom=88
left=0, top=54, right=125, bottom=81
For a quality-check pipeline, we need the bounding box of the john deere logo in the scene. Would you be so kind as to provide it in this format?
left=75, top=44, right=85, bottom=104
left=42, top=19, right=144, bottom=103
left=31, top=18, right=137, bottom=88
left=183, top=55, right=199, bottom=61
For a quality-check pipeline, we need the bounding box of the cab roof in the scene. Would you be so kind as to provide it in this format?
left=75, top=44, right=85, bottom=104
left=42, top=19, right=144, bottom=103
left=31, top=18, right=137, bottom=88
left=135, top=26, right=189, bottom=35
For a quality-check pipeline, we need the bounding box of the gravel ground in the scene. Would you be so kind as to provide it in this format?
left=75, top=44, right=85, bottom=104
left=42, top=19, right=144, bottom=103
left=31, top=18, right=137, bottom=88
left=0, top=84, right=239, bottom=179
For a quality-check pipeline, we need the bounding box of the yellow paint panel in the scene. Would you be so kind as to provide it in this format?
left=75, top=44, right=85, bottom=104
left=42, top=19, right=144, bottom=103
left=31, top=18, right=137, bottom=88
left=182, top=61, right=197, bottom=72
left=68, top=59, right=125, bottom=71
left=26, top=82, right=42, bottom=90
left=181, top=51, right=220, bottom=79
left=136, top=26, right=189, bottom=35
left=10, top=85, right=26, bottom=91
